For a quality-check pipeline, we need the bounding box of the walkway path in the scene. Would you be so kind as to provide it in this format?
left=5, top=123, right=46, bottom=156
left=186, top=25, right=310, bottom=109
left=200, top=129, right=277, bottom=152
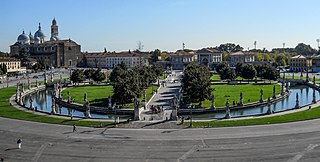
left=139, top=71, right=182, bottom=121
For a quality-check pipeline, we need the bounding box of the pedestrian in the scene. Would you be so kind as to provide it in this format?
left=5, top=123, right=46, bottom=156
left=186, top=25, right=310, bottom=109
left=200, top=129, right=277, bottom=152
left=73, top=124, right=77, bottom=132
left=309, top=106, right=312, bottom=110
left=17, top=139, right=22, bottom=149
left=70, top=114, right=73, bottom=120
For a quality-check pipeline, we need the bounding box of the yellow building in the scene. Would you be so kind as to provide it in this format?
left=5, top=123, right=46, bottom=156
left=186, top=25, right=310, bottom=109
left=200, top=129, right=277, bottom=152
left=0, top=57, right=23, bottom=73
left=290, top=55, right=312, bottom=72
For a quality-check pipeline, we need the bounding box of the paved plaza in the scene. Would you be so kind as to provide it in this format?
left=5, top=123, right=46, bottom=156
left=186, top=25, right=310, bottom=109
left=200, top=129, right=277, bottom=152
left=1, top=116, right=320, bottom=161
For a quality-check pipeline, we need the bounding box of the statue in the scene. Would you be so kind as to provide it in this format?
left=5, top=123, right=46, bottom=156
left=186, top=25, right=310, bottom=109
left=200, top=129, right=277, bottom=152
left=67, top=90, right=71, bottom=103
left=29, top=98, right=33, bottom=110
left=84, top=101, right=91, bottom=118
left=225, top=99, right=231, bottom=119
left=51, top=92, right=56, bottom=114
left=84, top=93, right=87, bottom=102
left=108, top=96, right=112, bottom=109
left=312, top=89, right=316, bottom=103
left=272, top=85, right=276, bottom=99
left=134, top=97, right=140, bottom=120
left=239, top=92, right=243, bottom=106
left=44, top=72, right=47, bottom=84
left=35, top=79, right=38, bottom=88
left=267, top=98, right=273, bottom=114
left=51, top=73, right=54, bottom=83
left=211, top=95, right=215, bottom=110
left=259, top=89, right=263, bottom=103
left=295, top=93, right=300, bottom=109
left=313, top=76, right=316, bottom=85
left=27, top=77, right=30, bottom=90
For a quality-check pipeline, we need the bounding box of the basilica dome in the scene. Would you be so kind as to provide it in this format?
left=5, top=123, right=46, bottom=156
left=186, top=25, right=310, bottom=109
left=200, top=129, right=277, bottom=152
left=17, top=31, right=30, bottom=44
left=34, top=23, right=45, bottom=39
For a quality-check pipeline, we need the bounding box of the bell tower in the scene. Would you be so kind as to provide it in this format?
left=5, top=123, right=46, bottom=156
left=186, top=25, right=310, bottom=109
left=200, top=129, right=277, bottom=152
left=51, top=18, right=58, bottom=38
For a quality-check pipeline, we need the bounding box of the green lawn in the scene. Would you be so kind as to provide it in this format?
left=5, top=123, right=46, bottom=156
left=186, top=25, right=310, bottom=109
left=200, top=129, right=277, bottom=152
left=199, top=83, right=281, bottom=108
left=62, top=85, right=159, bottom=109
left=210, top=74, right=243, bottom=81
left=0, top=87, right=113, bottom=127
left=185, top=106, right=320, bottom=128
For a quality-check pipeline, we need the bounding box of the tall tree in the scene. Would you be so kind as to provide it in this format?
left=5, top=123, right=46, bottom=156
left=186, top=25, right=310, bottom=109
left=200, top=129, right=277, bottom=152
left=182, top=63, right=212, bottom=107
left=92, top=68, right=106, bottom=82
left=109, top=62, right=127, bottom=83
left=295, top=43, right=316, bottom=55
left=151, top=49, right=161, bottom=63
left=215, top=61, right=229, bottom=74
left=218, top=43, right=243, bottom=53
left=70, top=69, right=85, bottom=84
left=84, top=68, right=96, bottom=81
left=241, top=64, right=257, bottom=80
left=220, top=67, right=236, bottom=80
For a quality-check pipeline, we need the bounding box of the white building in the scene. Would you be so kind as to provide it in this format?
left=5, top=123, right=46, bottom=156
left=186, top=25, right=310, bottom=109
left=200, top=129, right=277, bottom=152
left=229, top=51, right=255, bottom=66
left=85, top=51, right=149, bottom=68
left=196, top=48, right=222, bottom=67
left=170, top=51, right=196, bottom=70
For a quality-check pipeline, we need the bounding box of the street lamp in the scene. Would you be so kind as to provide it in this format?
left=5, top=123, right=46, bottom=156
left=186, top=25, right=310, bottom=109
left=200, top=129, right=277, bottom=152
left=6, top=73, right=9, bottom=88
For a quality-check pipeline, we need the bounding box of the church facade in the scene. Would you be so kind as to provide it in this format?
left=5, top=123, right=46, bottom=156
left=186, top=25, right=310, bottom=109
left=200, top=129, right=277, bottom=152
left=10, top=18, right=82, bottom=67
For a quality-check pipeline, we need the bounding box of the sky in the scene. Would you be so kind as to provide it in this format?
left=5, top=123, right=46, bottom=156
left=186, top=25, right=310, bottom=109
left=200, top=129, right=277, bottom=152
left=1, top=0, right=320, bottom=53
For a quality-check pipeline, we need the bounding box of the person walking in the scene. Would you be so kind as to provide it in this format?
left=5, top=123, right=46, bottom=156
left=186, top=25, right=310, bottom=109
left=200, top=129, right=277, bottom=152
left=73, top=124, right=77, bottom=132
left=17, top=139, right=22, bottom=149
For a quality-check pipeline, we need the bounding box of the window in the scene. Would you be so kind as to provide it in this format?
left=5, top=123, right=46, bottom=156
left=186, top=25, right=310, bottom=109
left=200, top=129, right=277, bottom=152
left=68, top=47, right=72, bottom=50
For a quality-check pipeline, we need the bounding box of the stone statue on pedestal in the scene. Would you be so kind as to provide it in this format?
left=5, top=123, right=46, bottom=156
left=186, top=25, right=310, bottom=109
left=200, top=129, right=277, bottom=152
left=67, top=90, right=71, bottom=103
left=51, top=92, right=56, bottom=114
left=44, top=72, right=47, bottom=84
left=35, top=79, right=38, bottom=88
left=313, top=76, right=316, bottom=85
left=267, top=98, right=273, bottom=114
left=295, top=93, right=300, bottom=109
left=50, top=73, right=54, bottom=83
left=211, top=95, right=215, bottom=110
left=108, top=96, right=112, bottom=109
left=259, top=89, right=263, bottom=103
left=84, top=93, right=87, bottom=103
left=312, top=89, right=316, bottom=103
left=225, top=99, right=231, bottom=119
left=84, top=101, right=91, bottom=118
left=134, top=97, right=140, bottom=120
left=273, top=85, right=276, bottom=99
left=29, top=98, right=33, bottom=110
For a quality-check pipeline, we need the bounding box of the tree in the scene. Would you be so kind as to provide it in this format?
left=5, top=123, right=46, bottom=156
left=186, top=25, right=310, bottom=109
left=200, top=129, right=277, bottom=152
left=220, top=67, right=236, bottom=80
left=92, top=68, right=106, bottom=82
left=109, top=62, right=127, bottom=83
left=295, top=43, right=316, bottom=55
left=218, top=43, right=243, bottom=53
left=112, top=69, right=141, bottom=106
left=84, top=68, right=96, bottom=81
left=151, top=49, right=161, bottom=63
left=215, top=62, right=229, bottom=74
left=241, top=64, right=257, bottom=80
left=70, top=69, right=85, bottom=84
left=182, top=63, right=212, bottom=107
left=235, top=62, right=243, bottom=77
left=275, top=53, right=288, bottom=66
